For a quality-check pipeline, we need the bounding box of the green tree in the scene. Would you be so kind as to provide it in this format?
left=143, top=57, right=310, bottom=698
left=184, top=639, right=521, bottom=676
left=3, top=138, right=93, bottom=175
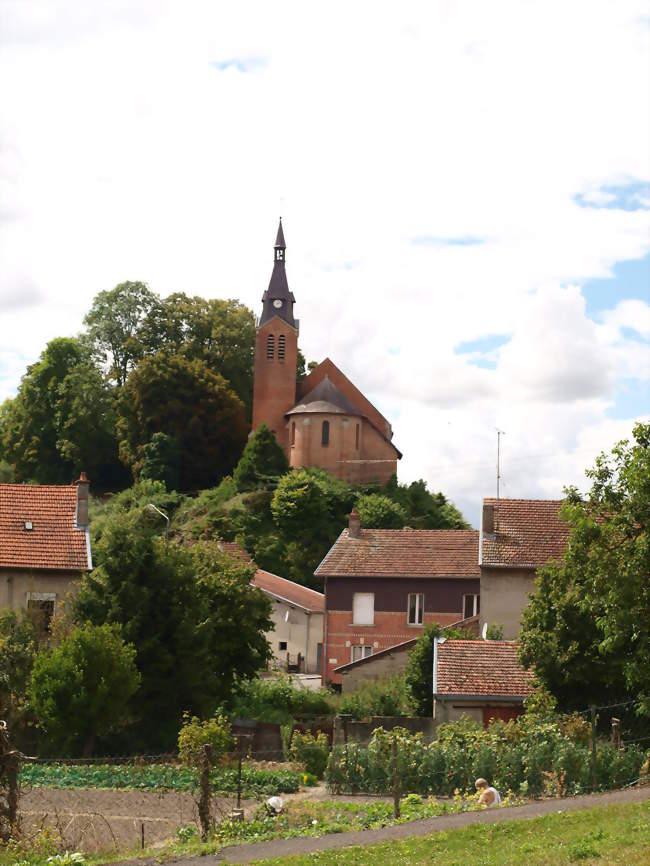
left=520, top=423, right=650, bottom=715
left=29, top=623, right=140, bottom=756
left=140, top=432, right=181, bottom=491
left=83, top=280, right=159, bottom=386
left=404, top=623, right=471, bottom=716
left=140, top=294, right=256, bottom=415
left=117, top=352, right=248, bottom=491
left=76, top=512, right=272, bottom=750
left=0, top=610, right=38, bottom=739
left=1, top=338, right=122, bottom=486
left=233, top=423, right=289, bottom=491
left=382, top=477, right=468, bottom=529
left=356, top=493, right=407, bottom=528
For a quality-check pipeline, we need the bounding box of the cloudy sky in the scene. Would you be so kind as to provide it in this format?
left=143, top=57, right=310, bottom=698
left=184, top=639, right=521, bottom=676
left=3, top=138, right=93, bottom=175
left=1, top=0, right=649, bottom=524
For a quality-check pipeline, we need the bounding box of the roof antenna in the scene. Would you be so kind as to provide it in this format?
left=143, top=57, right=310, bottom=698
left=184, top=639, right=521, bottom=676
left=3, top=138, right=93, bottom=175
left=496, top=428, right=505, bottom=531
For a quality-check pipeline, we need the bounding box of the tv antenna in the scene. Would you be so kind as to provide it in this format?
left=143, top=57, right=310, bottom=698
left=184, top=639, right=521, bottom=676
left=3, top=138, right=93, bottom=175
left=496, top=429, right=505, bottom=501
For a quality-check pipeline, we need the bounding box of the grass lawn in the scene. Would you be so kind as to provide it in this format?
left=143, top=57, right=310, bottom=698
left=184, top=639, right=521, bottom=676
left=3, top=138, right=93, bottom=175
left=252, top=799, right=650, bottom=866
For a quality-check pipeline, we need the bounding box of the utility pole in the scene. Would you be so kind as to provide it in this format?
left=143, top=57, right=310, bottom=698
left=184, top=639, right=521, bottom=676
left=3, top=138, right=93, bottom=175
left=496, top=429, right=505, bottom=501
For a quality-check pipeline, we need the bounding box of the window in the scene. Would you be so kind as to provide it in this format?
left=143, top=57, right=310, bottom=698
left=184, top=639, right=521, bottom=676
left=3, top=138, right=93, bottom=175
left=355, top=423, right=360, bottom=449
left=266, top=334, right=275, bottom=359
left=291, top=421, right=296, bottom=446
left=351, top=645, right=373, bottom=663
left=463, top=594, right=480, bottom=619
left=352, top=592, right=374, bottom=625
left=279, top=641, right=288, bottom=651
left=407, top=592, right=424, bottom=625
left=278, top=334, right=286, bottom=360
left=322, top=419, right=330, bottom=446
left=26, top=592, right=56, bottom=632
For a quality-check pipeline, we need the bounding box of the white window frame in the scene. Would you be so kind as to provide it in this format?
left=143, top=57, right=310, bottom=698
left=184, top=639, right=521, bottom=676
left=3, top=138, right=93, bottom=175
left=352, top=592, right=375, bottom=625
left=463, top=593, right=480, bottom=618
left=351, top=645, right=373, bottom=663
left=407, top=592, right=425, bottom=625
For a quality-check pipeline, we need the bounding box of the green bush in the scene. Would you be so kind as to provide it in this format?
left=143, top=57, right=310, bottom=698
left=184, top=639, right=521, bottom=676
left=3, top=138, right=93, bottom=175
left=231, top=676, right=337, bottom=725
left=178, top=713, right=233, bottom=768
left=289, top=731, right=330, bottom=778
left=338, top=675, right=410, bottom=720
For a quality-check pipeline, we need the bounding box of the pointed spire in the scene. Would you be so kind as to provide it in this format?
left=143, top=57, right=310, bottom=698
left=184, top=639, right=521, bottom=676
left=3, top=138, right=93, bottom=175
left=275, top=217, right=286, bottom=250
left=259, top=219, right=296, bottom=329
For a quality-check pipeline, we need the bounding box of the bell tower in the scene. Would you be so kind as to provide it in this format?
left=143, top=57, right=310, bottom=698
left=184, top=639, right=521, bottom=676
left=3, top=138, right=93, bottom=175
left=251, top=219, right=299, bottom=450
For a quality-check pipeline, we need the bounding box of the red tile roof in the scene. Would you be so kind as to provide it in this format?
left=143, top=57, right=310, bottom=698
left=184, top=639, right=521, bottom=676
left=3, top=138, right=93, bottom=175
left=315, top=529, right=480, bottom=577
left=436, top=639, right=535, bottom=698
left=481, top=498, right=569, bottom=569
left=253, top=569, right=324, bottom=613
left=0, top=483, right=90, bottom=571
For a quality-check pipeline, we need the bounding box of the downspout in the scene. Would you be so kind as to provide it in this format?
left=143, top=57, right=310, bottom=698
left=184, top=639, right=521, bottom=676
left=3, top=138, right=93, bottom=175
left=322, top=576, right=328, bottom=687
left=305, top=609, right=310, bottom=674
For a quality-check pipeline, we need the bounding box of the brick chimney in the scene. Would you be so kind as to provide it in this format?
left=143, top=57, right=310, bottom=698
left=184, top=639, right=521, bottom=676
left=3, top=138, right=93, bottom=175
left=348, top=507, right=361, bottom=538
left=482, top=503, right=495, bottom=534
left=75, top=472, right=90, bottom=527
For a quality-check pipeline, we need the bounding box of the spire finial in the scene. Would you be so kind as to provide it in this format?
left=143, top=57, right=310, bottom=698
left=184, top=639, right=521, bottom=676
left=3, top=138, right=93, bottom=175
left=275, top=217, right=286, bottom=250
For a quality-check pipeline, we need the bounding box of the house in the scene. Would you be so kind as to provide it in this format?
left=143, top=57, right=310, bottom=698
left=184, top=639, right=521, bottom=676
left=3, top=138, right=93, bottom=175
left=218, top=541, right=324, bottom=675
left=251, top=220, right=401, bottom=485
left=252, top=569, right=324, bottom=675
left=316, top=509, right=481, bottom=687
left=333, top=613, right=479, bottom=692
left=433, top=638, right=535, bottom=726
left=479, top=498, right=570, bottom=639
left=0, top=474, right=92, bottom=627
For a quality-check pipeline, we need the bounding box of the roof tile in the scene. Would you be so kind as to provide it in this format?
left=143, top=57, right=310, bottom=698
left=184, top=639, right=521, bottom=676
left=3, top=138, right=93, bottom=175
left=316, top=529, right=480, bottom=577
left=0, top=483, right=90, bottom=571
left=253, top=569, right=324, bottom=613
left=482, top=498, right=569, bottom=568
left=436, top=639, right=535, bottom=698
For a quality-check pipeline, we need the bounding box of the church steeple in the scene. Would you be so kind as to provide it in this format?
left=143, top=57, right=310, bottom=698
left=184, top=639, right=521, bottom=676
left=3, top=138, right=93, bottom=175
left=260, top=218, right=296, bottom=328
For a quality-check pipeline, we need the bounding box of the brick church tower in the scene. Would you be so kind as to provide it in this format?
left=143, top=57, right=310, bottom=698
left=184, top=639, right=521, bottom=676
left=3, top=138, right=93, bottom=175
left=251, top=220, right=299, bottom=450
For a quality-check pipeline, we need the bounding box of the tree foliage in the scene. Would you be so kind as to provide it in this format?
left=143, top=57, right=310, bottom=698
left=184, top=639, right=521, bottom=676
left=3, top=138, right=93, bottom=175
left=520, top=422, right=650, bottom=715
left=405, top=623, right=473, bottom=716
left=117, top=352, right=248, bottom=491
left=233, top=423, right=289, bottom=491
left=0, top=610, right=38, bottom=740
left=29, top=623, right=140, bottom=756
left=382, top=476, right=469, bottom=529
left=0, top=338, right=124, bottom=487
left=356, top=493, right=408, bottom=528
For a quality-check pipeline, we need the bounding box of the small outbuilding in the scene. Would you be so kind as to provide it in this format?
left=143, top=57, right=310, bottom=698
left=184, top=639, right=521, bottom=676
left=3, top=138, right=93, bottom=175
left=433, top=638, right=535, bottom=727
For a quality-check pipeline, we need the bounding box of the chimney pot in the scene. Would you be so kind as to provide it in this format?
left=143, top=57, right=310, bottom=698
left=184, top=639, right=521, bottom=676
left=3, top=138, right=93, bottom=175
left=348, top=507, right=361, bottom=538
left=75, top=472, right=90, bottom=528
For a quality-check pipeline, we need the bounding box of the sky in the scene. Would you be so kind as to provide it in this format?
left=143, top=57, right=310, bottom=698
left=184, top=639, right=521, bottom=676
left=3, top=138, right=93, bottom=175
left=1, top=0, right=649, bottom=526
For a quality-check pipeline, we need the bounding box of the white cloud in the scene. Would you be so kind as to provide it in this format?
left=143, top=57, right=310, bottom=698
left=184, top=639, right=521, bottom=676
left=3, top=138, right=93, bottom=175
left=0, top=0, right=649, bottom=519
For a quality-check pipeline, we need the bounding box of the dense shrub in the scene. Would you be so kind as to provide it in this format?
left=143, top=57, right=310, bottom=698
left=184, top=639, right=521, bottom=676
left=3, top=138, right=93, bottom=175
left=230, top=676, right=337, bottom=725
left=289, top=731, right=330, bottom=778
left=338, top=675, right=410, bottom=720
left=325, top=719, right=646, bottom=797
left=178, top=713, right=233, bottom=768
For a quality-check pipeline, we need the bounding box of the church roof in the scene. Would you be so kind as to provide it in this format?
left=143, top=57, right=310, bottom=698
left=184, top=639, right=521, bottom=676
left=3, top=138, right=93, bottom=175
left=260, top=219, right=296, bottom=328
left=286, top=376, right=364, bottom=417
left=275, top=219, right=286, bottom=248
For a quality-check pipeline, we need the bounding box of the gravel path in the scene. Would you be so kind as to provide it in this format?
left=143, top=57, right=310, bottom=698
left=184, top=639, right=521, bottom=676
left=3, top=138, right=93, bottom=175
left=198, top=785, right=650, bottom=865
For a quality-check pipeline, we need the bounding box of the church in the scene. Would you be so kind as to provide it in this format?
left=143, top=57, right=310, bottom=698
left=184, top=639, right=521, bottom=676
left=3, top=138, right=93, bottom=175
left=252, top=221, right=401, bottom=486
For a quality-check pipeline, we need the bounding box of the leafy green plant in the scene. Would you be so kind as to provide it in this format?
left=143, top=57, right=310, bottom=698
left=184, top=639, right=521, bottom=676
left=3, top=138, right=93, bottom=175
left=230, top=675, right=337, bottom=725
left=289, top=732, right=330, bottom=778
left=338, top=675, right=410, bottom=720
left=178, top=713, right=233, bottom=768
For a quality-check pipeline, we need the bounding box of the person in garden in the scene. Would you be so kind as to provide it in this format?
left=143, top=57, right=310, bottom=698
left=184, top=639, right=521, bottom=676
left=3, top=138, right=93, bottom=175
left=475, top=777, right=501, bottom=807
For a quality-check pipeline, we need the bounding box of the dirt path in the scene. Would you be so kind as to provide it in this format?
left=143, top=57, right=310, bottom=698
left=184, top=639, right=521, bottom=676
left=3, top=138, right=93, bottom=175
left=192, top=785, right=650, bottom=865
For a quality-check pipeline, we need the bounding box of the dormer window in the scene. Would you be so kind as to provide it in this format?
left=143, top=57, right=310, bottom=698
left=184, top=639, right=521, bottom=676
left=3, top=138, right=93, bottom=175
left=24, top=520, right=33, bottom=531
left=266, top=334, right=275, bottom=359
left=278, top=334, right=286, bottom=360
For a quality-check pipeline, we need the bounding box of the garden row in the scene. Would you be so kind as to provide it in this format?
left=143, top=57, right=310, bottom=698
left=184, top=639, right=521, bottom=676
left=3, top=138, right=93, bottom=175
left=326, top=719, right=647, bottom=798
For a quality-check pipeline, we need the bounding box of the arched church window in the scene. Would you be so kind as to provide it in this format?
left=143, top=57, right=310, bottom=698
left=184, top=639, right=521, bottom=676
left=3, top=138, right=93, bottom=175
left=322, top=420, right=330, bottom=446
left=291, top=421, right=296, bottom=446
left=278, top=334, right=286, bottom=360
left=266, top=334, right=275, bottom=359
left=355, top=423, right=360, bottom=450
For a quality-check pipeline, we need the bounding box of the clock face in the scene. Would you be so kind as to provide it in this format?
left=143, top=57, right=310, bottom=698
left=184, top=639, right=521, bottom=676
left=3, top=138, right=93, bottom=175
left=273, top=299, right=283, bottom=309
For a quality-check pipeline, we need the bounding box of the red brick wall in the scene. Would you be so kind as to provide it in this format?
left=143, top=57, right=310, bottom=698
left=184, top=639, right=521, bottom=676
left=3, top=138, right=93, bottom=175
left=324, top=609, right=463, bottom=686
left=252, top=318, right=298, bottom=451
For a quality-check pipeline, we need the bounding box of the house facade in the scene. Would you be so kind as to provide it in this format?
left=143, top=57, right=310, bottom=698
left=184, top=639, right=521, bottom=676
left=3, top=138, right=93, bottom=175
left=479, top=498, right=569, bottom=639
left=0, top=474, right=92, bottom=626
left=316, top=509, right=480, bottom=686
left=433, top=638, right=535, bottom=726
left=252, top=221, right=401, bottom=485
